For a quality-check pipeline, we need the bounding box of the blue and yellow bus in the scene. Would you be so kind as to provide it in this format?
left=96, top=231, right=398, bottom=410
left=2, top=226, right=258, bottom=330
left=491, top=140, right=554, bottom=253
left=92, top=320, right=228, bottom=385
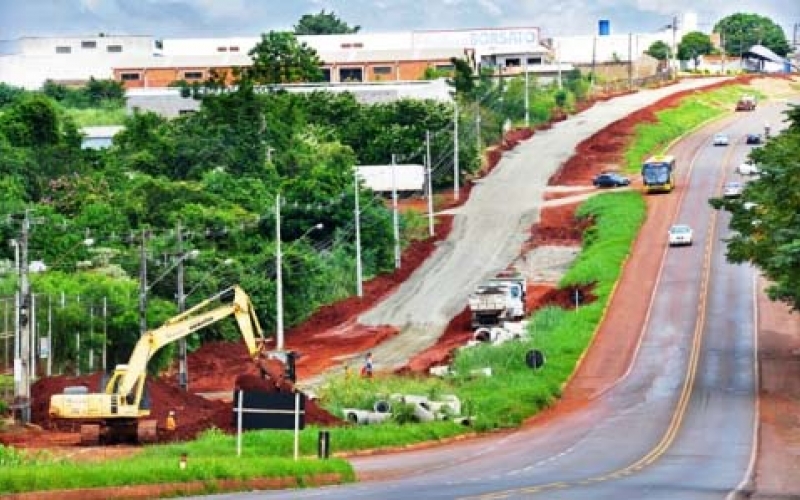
left=641, top=155, right=676, bottom=193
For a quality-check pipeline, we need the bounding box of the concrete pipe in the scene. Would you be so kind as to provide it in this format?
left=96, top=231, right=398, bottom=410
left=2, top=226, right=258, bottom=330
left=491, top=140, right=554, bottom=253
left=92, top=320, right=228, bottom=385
left=374, top=400, right=392, bottom=413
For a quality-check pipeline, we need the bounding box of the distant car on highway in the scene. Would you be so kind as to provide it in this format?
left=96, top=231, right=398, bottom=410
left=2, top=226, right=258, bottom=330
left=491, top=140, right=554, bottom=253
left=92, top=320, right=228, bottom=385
left=668, top=224, right=693, bottom=246
left=745, top=134, right=762, bottom=145
left=713, top=133, right=730, bottom=146
left=592, top=172, right=631, bottom=188
left=737, top=161, right=761, bottom=176
left=723, top=181, right=744, bottom=198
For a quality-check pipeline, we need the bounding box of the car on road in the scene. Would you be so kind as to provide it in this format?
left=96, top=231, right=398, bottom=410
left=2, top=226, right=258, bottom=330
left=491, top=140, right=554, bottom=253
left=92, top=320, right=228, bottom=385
left=745, top=133, right=762, bottom=145
left=668, top=224, right=693, bottom=246
left=737, top=161, right=761, bottom=175
left=592, top=172, right=631, bottom=188
left=713, top=133, right=730, bottom=146
left=723, top=181, right=744, bottom=198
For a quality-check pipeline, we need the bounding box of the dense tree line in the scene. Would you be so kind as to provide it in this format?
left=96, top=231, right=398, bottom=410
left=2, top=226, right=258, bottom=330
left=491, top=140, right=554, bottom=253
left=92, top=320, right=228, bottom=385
left=710, top=105, right=800, bottom=312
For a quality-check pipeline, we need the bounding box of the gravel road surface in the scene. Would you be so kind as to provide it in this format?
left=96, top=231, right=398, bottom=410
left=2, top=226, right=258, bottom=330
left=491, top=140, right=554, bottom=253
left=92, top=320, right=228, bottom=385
left=359, top=77, right=730, bottom=370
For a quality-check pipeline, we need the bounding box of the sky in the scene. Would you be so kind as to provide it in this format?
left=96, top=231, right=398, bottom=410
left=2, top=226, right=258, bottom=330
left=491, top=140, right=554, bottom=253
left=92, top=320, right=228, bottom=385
left=0, top=0, right=797, bottom=41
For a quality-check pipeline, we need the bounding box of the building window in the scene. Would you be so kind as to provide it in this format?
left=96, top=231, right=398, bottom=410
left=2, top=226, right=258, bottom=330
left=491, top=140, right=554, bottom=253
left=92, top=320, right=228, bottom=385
left=178, top=109, right=196, bottom=115
left=341, top=43, right=352, bottom=49
left=373, top=66, right=392, bottom=75
left=339, top=67, right=363, bottom=82
left=353, top=43, right=363, bottom=48
left=435, top=64, right=455, bottom=72
left=321, top=68, right=332, bottom=82
left=505, top=58, right=521, bottom=67
left=55, top=46, right=71, bottom=54
left=184, top=71, right=204, bottom=80
left=81, top=41, right=97, bottom=49
left=217, top=46, right=228, bottom=52
left=527, top=57, right=542, bottom=65
left=120, top=72, right=140, bottom=81
left=229, top=46, right=239, bottom=52
left=107, top=45, right=123, bottom=53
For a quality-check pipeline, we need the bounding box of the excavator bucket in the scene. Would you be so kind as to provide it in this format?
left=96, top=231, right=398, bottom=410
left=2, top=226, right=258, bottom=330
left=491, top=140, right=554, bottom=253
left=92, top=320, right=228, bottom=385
left=137, top=420, right=158, bottom=443
left=80, top=424, right=100, bottom=446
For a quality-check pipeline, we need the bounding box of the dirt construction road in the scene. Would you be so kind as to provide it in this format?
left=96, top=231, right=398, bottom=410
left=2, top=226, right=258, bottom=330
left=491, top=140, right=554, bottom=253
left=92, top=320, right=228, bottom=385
left=359, top=77, right=731, bottom=371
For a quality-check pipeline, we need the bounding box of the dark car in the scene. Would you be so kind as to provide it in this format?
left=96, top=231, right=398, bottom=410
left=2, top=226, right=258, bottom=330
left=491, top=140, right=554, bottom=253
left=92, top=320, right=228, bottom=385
left=593, top=172, right=631, bottom=188
left=745, top=134, right=762, bottom=145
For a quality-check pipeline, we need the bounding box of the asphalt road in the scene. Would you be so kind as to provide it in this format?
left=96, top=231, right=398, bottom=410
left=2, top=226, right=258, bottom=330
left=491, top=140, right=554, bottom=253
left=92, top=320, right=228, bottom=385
left=359, top=77, right=730, bottom=371
left=189, top=84, right=800, bottom=500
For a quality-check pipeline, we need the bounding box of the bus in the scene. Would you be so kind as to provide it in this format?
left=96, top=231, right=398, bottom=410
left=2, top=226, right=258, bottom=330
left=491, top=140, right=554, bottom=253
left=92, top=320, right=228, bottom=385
left=641, top=155, right=676, bottom=193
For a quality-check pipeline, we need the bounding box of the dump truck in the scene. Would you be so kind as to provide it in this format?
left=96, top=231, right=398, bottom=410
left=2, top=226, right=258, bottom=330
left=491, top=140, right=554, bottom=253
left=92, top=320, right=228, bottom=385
left=735, top=95, right=757, bottom=111
left=49, top=285, right=285, bottom=445
left=467, top=271, right=526, bottom=329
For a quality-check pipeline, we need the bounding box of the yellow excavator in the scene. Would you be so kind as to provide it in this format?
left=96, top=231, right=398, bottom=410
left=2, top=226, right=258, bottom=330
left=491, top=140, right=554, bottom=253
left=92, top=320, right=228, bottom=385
left=49, top=285, right=274, bottom=445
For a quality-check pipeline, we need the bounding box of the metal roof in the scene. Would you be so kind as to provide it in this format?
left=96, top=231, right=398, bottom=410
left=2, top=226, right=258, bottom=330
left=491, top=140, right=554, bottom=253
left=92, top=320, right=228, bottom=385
left=743, top=45, right=784, bottom=64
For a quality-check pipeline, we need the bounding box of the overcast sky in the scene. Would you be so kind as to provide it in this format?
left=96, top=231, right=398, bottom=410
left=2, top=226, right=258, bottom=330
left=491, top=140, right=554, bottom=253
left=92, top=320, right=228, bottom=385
left=0, top=0, right=797, bottom=40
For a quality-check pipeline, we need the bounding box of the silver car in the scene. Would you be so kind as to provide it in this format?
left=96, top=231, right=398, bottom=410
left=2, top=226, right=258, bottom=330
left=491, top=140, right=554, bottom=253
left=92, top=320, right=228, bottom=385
left=713, top=133, right=730, bottom=146
left=668, top=224, right=693, bottom=246
left=723, top=181, right=743, bottom=198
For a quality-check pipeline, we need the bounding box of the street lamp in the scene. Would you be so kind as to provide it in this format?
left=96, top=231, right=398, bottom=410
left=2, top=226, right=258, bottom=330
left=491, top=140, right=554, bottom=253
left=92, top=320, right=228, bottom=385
left=275, top=192, right=323, bottom=352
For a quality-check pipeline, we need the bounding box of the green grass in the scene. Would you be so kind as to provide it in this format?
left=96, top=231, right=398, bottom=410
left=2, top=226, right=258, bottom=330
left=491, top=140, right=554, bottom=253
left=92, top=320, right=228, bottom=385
left=0, top=430, right=354, bottom=494
left=4, top=78, right=754, bottom=495
left=623, top=84, right=752, bottom=171
left=64, top=106, right=127, bottom=127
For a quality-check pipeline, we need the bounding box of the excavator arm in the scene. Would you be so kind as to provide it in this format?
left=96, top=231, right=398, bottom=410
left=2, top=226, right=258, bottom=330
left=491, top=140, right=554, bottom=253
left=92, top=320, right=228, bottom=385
left=116, top=285, right=267, bottom=399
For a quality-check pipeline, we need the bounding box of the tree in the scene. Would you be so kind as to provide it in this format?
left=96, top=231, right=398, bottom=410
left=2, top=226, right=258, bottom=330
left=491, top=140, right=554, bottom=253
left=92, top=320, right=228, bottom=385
left=645, top=40, right=672, bottom=62
left=294, top=9, right=360, bottom=35
left=709, top=104, right=800, bottom=311
left=447, top=57, right=477, bottom=97
left=714, top=13, right=791, bottom=57
left=245, top=31, right=325, bottom=84
left=677, top=31, right=714, bottom=69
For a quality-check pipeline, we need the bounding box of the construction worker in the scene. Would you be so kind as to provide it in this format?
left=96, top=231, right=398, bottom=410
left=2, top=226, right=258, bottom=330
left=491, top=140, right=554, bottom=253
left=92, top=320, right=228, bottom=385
left=166, top=411, right=176, bottom=432
left=361, top=352, right=374, bottom=378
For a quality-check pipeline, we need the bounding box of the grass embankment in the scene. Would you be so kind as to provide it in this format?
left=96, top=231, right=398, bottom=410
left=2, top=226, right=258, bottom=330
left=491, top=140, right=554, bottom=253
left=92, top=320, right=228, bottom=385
left=0, top=82, right=746, bottom=495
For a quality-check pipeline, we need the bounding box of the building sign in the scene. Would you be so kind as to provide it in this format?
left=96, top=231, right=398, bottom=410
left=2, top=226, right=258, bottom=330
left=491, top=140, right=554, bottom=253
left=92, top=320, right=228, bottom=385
left=413, top=28, right=540, bottom=50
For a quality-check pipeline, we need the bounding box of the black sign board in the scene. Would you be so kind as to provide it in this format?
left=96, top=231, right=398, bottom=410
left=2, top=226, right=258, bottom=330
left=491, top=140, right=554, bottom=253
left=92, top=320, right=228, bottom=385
left=232, top=391, right=306, bottom=431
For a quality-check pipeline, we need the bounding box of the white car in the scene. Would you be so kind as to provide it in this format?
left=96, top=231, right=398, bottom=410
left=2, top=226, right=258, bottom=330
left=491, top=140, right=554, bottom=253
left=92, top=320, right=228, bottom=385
left=668, top=224, right=693, bottom=246
left=723, top=181, right=744, bottom=198
left=737, top=161, right=761, bottom=175
left=714, top=133, right=731, bottom=146
left=713, top=133, right=730, bottom=146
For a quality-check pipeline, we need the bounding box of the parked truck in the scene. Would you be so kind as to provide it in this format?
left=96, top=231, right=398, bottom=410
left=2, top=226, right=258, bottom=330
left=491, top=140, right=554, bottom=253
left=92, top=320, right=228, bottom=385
left=467, top=271, right=527, bottom=329
left=735, top=95, right=757, bottom=111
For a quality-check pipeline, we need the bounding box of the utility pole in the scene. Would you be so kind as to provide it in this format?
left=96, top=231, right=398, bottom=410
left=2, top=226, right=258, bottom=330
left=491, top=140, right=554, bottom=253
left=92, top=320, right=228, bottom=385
left=628, top=32, right=633, bottom=89
left=138, top=229, right=149, bottom=336
left=176, top=221, right=188, bottom=391
left=671, top=15, right=678, bottom=78
left=426, top=130, right=434, bottom=237
left=13, top=211, right=32, bottom=423
left=391, top=154, right=401, bottom=269
left=275, top=193, right=285, bottom=350
left=524, top=54, right=530, bottom=126
left=354, top=169, right=363, bottom=297
left=475, top=101, right=482, bottom=157
left=590, top=36, right=597, bottom=91
left=453, top=100, right=460, bottom=201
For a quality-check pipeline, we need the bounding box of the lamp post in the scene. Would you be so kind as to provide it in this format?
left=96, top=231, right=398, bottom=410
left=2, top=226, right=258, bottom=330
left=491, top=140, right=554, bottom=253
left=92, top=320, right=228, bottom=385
left=274, top=192, right=323, bottom=352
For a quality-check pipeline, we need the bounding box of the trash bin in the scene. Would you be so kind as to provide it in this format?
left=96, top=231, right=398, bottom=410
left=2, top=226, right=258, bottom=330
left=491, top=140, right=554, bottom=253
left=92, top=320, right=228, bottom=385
left=318, top=430, right=330, bottom=459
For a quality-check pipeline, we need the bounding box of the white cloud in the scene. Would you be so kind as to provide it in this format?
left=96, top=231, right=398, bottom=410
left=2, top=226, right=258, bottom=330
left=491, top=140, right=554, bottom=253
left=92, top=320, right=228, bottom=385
left=0, top=0, right=794, bottom=39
